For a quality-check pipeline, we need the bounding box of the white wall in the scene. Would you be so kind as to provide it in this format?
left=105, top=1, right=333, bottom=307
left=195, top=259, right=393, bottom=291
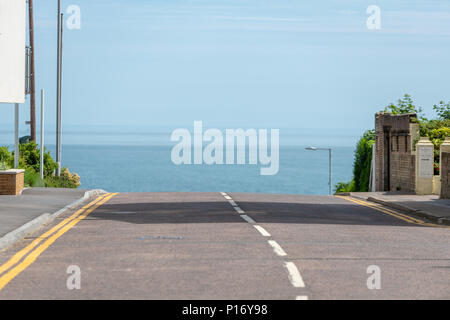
left=0, top=0, right=26, bottom=104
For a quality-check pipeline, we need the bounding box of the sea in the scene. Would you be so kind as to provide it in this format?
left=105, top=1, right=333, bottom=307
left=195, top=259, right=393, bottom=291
left=0, top=126, right=360, bottom=195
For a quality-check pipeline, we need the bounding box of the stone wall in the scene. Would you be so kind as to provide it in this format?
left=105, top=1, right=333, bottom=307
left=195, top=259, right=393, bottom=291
left=374, top=113, right=417, bottom=192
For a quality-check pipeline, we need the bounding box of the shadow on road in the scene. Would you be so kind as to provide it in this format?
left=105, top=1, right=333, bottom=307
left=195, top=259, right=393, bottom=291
left=85, top=198, right=418, bottom=227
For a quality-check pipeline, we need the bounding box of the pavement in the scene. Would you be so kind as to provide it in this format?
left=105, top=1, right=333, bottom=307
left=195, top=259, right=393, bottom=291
left=0, top=188, right=105, bottom=250
left=345, top=192, right=450, bottom=225
left=0, top=192, right=448, bottom=300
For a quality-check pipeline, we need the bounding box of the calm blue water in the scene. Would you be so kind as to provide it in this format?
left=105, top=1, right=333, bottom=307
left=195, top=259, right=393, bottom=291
left=54, top=145, right=354, bottom=194
left=0, top=127, right=357, bottom=194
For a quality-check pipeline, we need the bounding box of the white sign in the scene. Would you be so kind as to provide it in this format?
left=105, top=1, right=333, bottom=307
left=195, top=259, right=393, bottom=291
left=0, top=0, right=26, bottom=104
left=418, top=146, right=434, bottom=179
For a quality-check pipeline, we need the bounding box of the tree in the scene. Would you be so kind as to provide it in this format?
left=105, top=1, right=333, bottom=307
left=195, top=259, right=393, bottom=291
left=384, top=94, right=423, bottom=118
left=433, top=101, right=450, bottom=120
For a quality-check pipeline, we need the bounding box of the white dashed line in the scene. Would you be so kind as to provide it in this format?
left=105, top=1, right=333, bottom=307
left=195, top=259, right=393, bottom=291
left=228, top=200, right=238, bottom=207
left=219, top=192, right=307, bottom=292
left=233, top=207, right=245, bottom=214
left=219, top=192, right=308, bottom=292
left=253, top=225, right=271, bottom=237
left=296, top=295, right=309, bottom=300
left=268, top=240, right=287, bottom=257
left=284, top=262, right=305, bottom=288
left=240, top=215, right=256, bottom=224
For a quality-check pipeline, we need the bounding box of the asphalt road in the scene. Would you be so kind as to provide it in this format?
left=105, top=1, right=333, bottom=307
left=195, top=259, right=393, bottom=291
left=0, top=192, right=448, bottom=300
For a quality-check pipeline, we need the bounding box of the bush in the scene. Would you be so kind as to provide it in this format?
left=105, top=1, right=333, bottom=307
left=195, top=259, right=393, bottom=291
left=353, top=130, right=375, bottom=192
left=0, top=143, right=80, bottom=189
left=335, top=181, right=355, bottom=193
left=24, top=169, right=45, bottom=188
left=44, top=168, right=80, bottom=189
left=334, top=131, right=375, bottom=193
left=18, top=142, right=58, bottom=177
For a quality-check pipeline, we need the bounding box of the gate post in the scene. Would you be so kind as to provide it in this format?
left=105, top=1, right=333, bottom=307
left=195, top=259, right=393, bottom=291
left=440, top=137, right=450, bottom=199
left=415, top=137, right=434, bottom=195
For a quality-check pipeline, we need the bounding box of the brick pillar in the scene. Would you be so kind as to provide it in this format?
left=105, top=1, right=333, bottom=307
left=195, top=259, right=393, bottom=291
left=415, top=137, right=434, bottom=195
left=440, top=137, right=450, bottom=199
left=0, top=169, right=25, bottom=195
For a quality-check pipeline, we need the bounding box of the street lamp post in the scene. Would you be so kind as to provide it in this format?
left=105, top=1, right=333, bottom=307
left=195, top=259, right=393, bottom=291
left=306, top=147, right=332, bottom=195
left=56, top=0, right=63, bottom=176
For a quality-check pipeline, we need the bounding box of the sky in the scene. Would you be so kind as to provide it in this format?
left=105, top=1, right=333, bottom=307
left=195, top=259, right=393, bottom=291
left=1, top=0, right=450, bottom=140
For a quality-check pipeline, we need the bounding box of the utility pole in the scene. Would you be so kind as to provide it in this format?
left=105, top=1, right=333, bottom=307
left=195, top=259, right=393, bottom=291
left=56, top=0, right=63, bottom=176
left=28, top=0, right=36, bottom=142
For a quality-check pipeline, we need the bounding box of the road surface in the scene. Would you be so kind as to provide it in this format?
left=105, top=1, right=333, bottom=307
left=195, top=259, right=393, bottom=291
left=0, top=192, right=448, bottom=300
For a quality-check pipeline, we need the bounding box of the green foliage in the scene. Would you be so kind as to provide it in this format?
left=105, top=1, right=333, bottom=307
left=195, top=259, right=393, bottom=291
left=0, top=146, right=13, bottom=164
left=335, top=130, right=375, bottom=193
left=0, top=143, right=80, bottom=189
left=384, top=94, right=424, bottom=118
left=0, top=161, right=9, bottom=171
left=353, top=130, right=375, bottom=192
left=385, top=94, right=449, bottom=170
left=18, top=142, right=57, bottom=177
left=335, top=180, right=355, bottom=193
left=419, top=119, right=450, bottom=165
left=44, top=168, right=80, bottom=189
left=433, top=101, right=450, bottom=120
left=24, top=169, right=45, bottom=188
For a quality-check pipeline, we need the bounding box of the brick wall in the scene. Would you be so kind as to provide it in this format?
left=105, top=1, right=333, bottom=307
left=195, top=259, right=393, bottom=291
left=441, top=152, right=450, bottom=199
left=374, top=113, right=417, bottom=192
left=0, top=171, right=24, bottom=195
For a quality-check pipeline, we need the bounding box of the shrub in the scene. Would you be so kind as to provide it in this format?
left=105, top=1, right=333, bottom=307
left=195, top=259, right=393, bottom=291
left=335, top=181, right=355, bottom=193
left=18, top=142, right=58, bottom=177
left=44, top=168, right=80, bottom=189
left=334, top=130, right=375, bottom=193
left=24, top=169, right=45, bottom=188
left=353, top=130, right=375, bottom=192
left=0, top=146, right=13, bottom=164
left=0, top=142, right=80, bottom=189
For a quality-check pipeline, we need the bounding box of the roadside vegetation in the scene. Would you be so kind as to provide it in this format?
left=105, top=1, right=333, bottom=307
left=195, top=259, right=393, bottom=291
left=0, top=142, right=80, bottom=188
left=335, top=94, right=450, bottom=193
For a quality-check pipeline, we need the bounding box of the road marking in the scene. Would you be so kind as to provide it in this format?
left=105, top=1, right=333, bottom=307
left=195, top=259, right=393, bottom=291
left=296, top=295, right=309, bottom=300
left=234, top=207, right=245, bottom=214
left=254, top=225, right=271, bottom=237
left=337, top=196, right=447, bottom=227
left=0, top=193, right=118, bottom=291
left=0, top=193, right=110, bottom=276
left=218, top=192, right=308, bottom=292
left=284, top=262, right=305, bottom=288
left=240, top=215, right=255, bottom=224
left=228, top=199, right=238, bottom=207
left=268, top=240, right=287, bottom=257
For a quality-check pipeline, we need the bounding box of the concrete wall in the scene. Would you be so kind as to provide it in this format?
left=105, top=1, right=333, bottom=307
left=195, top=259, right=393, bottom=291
left=375, top=113, right=418, bottom=192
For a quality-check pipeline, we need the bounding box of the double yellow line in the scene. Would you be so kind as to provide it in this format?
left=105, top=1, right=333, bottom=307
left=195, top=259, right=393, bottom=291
left=336, top=195, right=448, bottom=228
left=0, top=192, right=118, bottom=291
